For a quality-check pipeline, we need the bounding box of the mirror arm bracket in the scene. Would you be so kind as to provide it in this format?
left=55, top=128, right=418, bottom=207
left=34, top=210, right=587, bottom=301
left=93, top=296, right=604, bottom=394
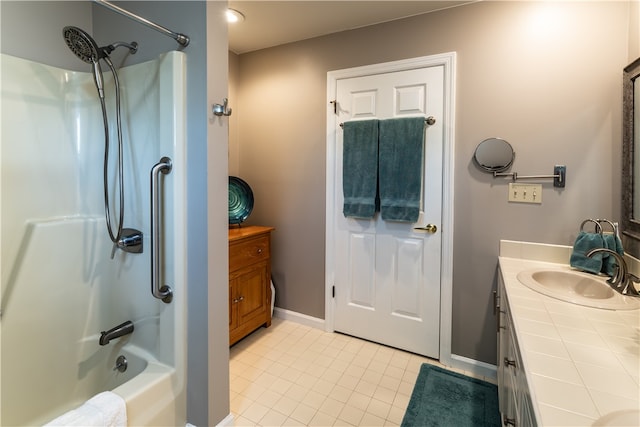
left=493, top=165, right=566, bottom=188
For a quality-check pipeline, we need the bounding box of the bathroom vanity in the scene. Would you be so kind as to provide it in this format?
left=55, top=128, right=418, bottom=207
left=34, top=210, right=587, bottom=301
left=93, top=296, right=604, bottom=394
left=497, top=240, right=640, bottom=426
left=228, top=226, right=274, bottom=345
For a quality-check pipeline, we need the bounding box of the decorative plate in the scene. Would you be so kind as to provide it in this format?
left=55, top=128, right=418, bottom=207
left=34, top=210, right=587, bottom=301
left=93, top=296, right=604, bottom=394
left=228, top=176, right=254, bottom=224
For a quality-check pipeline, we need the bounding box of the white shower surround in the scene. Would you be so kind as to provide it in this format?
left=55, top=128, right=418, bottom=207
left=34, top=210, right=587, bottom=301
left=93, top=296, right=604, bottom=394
left=0, top=51, right=186, bottom=426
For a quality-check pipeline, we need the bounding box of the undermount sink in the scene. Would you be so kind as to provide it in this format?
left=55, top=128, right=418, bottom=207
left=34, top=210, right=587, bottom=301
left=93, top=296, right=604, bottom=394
left=516, top=268, right=640, bottom=310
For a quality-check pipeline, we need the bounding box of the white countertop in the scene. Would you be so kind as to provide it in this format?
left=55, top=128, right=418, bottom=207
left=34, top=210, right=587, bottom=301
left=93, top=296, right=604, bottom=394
left=499, top=252, right=640, bottom=426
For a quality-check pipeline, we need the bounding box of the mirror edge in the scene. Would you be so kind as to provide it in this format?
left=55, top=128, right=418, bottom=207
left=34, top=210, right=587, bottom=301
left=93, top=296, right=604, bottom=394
left=473, top=137, right=515, bottom=173
left=621, top=57, right=640, bottom=258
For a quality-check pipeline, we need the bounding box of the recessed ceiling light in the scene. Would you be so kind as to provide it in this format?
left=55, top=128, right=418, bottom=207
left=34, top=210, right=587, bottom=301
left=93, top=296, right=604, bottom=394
left=226, top=8, right=245, bottom=24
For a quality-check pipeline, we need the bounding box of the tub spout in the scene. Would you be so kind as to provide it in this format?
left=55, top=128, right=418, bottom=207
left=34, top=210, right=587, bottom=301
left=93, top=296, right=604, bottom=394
left=99, top=320, right=134, bottom=346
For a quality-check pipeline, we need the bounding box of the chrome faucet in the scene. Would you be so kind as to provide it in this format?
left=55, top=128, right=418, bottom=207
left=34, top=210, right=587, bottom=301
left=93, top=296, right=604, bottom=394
left=586, top=248, right=640, bottom=296
left=99, top=320, right=134, bottom=346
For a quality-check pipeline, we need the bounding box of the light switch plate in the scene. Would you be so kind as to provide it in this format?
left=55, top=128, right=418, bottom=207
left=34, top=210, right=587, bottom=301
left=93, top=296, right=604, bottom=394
left=508, top=183, right=542, bottom=204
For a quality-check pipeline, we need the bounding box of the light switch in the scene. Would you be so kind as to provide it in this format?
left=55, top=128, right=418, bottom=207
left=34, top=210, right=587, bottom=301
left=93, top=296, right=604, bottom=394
left=508, top=183, right=542, bottom=204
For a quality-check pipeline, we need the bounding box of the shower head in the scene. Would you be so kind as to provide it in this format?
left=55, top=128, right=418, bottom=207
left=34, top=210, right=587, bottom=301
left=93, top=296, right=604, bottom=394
left=63, top=26, right=101, bottom=64
left=63, top=26, right=106, bottom=99
left=62, top=26, right=138, bottom=63
left=62, top=26, right=137, bottom=101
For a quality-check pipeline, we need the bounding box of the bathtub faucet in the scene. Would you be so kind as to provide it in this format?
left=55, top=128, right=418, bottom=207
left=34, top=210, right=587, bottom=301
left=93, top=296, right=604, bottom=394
left=99, top=320, right=134, bottom=346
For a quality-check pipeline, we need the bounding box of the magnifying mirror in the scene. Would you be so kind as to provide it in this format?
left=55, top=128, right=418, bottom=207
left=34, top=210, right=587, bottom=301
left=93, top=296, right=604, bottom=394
left=473, top=138, right=515, bottom=172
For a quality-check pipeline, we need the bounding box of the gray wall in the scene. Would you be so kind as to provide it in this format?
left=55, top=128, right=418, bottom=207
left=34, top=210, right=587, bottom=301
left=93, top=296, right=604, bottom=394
left=205, top=2, right=231, bottom=425
left=1, top=1, right=230, bottom=424
left=229, top=52, right=241, bottom=176
left=232, top=1, right=631, bottom=364
left=1, top=1, right=92, bottom=68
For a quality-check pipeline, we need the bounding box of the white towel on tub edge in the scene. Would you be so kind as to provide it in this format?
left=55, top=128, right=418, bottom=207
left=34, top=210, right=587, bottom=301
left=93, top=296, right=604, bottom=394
left=44, top=391, right=127, bottom=427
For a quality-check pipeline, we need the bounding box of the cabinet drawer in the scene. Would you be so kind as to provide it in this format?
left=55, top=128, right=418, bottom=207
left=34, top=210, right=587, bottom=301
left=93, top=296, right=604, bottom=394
left=229, top=234, right=270, bottom=271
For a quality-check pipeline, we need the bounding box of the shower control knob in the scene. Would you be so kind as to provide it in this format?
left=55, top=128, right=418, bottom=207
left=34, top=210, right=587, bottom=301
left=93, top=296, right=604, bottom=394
left=116, top=228, right=144, bottom=254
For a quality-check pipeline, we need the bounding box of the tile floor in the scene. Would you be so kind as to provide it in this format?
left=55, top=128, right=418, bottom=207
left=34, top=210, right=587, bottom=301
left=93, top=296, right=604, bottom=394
left=230, top=317, right=496, bottom=426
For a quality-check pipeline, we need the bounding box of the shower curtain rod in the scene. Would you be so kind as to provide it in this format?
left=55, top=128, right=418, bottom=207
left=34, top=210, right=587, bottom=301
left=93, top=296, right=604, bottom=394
left=94, top=0, right=190, bottom=47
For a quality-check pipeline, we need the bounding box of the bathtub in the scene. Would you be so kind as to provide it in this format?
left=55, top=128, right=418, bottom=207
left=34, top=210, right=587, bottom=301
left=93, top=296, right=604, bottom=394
left=113, top=346, right=180, bottom=427
left=1, top=51, right=186, bottom=426
left=4, top=341, right=177, bottom=426
left=0, top=217, right=185, bottom=426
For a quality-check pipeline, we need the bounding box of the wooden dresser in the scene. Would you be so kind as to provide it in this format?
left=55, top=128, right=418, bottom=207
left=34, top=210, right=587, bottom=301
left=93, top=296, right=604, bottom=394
left=228, top=226, right=274, bottom=345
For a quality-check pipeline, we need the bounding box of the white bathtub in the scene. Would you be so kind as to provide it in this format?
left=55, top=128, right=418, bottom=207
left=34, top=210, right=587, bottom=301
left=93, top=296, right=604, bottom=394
left=113, top=346, right=181, bottom=427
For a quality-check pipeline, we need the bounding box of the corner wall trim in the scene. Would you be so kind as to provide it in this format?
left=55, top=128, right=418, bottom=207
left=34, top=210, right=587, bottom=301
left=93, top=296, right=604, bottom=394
left=213, top=414, right=234, bottom=427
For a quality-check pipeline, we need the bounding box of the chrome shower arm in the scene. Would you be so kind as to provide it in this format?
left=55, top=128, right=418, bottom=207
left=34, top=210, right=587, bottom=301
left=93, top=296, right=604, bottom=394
left=94, top=0, right=190, bottom=47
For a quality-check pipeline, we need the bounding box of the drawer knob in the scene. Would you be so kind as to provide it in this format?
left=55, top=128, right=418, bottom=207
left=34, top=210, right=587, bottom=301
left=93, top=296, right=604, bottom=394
left=257, top=248, right=263, bottom=254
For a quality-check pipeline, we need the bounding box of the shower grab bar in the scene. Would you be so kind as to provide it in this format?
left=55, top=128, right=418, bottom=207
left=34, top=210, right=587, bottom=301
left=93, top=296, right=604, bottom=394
left=150, top=157, right=173, bottom=303
left=94, top=0, right=190, bottom=47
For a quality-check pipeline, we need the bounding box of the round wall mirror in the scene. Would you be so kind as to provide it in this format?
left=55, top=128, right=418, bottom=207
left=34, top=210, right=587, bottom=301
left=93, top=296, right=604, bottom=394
left=473, top=138, right=515, bottom=172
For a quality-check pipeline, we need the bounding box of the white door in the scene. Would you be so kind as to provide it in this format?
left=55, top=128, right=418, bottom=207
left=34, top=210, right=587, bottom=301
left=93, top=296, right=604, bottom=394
left=332, top=65, right=444, bottom=358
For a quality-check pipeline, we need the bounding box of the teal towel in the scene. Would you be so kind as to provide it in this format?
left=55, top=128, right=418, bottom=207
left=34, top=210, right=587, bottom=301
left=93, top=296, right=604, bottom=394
left=602, top=233, right=624, bottom=276
left=378, top=117, right=425, bottom=222
left=342, top=120, right=379, bottom=219
left=570, top=232, right=605, bottom=274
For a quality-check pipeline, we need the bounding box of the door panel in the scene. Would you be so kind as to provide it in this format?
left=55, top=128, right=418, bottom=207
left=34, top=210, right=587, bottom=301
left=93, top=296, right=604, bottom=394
left=393, top=237, right=423, bottom=318
left=348, top=232, right=376, bottom=308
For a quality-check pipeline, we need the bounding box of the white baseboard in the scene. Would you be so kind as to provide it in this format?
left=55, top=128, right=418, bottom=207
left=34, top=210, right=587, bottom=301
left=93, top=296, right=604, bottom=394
left=448, top=354, right=497, bottom=380
left=273, top=307, right=325, bottom=330
left=213, top=413, right=234, bottom=427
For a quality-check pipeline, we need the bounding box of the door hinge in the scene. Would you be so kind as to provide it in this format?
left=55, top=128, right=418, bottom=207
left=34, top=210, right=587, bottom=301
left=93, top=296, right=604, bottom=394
left=332, top=285, right=335, bottom=298
left=330, top=100, right=337, bottom=115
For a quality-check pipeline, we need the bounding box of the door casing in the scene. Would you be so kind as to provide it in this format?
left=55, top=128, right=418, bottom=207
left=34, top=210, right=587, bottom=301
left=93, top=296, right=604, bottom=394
left=325, top=52, right=456, bottom=366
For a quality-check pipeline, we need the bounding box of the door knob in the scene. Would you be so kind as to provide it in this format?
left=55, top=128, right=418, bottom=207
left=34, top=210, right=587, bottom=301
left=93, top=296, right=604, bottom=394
left=414, top=224, right=438, bottom=233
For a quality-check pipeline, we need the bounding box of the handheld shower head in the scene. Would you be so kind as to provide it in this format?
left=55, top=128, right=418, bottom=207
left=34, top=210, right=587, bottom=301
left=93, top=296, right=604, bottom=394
left=62, top=26, right=137, bottom=250
left=63, top=26, right=106, bottom=99
left=63, top=26, right=101, bottom=64
left=63, top=26, right=138, bottom=61
left=62, top=26, right=138, bottom=100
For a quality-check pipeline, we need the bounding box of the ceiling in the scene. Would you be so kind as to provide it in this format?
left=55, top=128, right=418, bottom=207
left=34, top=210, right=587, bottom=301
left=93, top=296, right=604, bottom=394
left=227, top=1, right=474, bottom=54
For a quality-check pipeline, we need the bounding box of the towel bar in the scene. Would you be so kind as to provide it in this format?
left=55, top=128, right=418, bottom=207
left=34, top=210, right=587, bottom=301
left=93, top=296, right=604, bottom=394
left=339, top=116, right=435, bottom=128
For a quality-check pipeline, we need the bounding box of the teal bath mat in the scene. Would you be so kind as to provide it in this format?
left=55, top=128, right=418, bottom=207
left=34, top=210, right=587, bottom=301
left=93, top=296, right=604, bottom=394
left=401, top=364, right=500, bottom=427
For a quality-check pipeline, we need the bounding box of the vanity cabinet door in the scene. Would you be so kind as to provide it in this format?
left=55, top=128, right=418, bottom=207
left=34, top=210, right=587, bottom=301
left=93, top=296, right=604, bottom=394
left=497, top=269, right=538, bottom=427
left=502, top=308, right=519, bottom=426
left=235, top=262, right=269, bottom=326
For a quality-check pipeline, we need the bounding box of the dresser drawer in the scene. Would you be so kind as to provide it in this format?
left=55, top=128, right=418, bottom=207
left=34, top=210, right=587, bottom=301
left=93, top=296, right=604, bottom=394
left=229, top=234, right=270, bottom=272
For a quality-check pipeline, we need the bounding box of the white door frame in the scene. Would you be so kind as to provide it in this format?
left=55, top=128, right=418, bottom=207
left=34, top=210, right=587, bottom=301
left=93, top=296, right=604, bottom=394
left=325, top=52, right=456, bottom=367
